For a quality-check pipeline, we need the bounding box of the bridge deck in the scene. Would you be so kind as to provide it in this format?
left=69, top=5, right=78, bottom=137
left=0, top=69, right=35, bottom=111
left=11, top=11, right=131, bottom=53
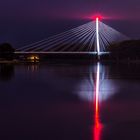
left=15, top=52, right=110, bottom=55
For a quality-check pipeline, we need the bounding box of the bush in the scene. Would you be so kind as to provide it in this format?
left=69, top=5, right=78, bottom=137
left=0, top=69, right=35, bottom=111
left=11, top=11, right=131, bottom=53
left=0, top=43, right=15, bottom=60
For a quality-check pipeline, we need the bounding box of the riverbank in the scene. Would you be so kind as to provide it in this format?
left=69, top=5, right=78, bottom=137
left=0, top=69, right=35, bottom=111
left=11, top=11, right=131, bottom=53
left=0, top=60, right=19, bottom=64
left=1, top=59, right=140, bottom=65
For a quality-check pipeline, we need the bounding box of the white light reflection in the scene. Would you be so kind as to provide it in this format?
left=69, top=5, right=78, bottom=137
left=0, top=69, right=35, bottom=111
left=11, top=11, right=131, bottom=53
left=77, top=63, right=117, bottom=102
left=93, top=62, right=103, bottom=140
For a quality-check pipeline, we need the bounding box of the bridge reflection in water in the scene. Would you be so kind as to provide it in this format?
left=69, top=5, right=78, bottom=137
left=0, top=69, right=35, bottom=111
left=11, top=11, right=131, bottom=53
left=24, top=62, right=113, bottom=140
left=93, top=62, right=103, bottom=140
left=1, top=61, right=140, bottom=139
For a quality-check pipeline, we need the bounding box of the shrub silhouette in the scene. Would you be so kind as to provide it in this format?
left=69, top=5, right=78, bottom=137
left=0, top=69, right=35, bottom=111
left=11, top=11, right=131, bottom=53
left=0, top=43, right=15, bottom=60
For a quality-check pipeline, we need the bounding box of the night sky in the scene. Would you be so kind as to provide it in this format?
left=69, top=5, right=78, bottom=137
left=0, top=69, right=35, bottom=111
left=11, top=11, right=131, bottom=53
left=0, top=0, right=140, bottom=48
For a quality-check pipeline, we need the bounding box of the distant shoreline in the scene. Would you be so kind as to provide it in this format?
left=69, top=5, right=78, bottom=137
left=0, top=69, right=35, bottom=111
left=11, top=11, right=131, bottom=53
left=1, top=59, right=140, bottom=64
left=0, top=60, right=19, bottom=64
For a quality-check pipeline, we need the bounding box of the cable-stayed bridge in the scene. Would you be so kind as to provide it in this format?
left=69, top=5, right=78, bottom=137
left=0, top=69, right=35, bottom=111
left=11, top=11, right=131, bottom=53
left=16, top=18, right=129, bottom=56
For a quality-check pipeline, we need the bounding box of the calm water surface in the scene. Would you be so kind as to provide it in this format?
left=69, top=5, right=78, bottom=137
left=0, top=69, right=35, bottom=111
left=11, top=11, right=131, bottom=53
left=0, top=61, right=140, bottom=140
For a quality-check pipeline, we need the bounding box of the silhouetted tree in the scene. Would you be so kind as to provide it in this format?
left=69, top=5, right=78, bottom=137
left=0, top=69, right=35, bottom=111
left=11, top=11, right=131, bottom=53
left=0, top=43, right=15, bottom=60
left=107, top=40, right=140, bottom=60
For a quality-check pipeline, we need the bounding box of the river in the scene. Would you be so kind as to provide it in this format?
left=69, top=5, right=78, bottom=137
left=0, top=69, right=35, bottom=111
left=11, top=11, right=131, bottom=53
left=0, top=61, right=140, bottom=140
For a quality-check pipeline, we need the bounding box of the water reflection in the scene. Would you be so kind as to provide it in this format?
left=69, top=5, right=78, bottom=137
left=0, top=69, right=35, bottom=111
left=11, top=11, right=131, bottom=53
left=0, top=64, right=14, bottom=81
left=0, top=62, right=140, bottom=139
left=77, top=63, right=116, bottom=103
left=27, top=64, right=39, bottom=72
left=93, top=62, right=103, bottom=140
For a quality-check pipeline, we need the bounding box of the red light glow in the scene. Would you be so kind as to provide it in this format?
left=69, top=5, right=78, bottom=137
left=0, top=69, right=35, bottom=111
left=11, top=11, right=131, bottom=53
left=91, top=15, right=102, bottom=21
left=86, top=14, right=108, bottom=21
left=95, top=16, right=102, bottom=20
left=94, top=88, right=103, bottom=140
left=93, top=63, right=103, bottom=140
left=96, top=17, right=99, bottom=20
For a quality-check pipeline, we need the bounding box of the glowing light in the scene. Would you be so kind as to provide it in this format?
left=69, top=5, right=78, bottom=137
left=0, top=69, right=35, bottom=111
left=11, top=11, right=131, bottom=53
left=27, top=55, right=39, bottom=62
left=93, top=63, right=103, bottom=140
left=89, top=15, right=103, bottom=21
left=96, top=17, right=100, bottom=57
left=95, top=62, right=100, bottom=111
left=95, top=16, right=102, bottom=20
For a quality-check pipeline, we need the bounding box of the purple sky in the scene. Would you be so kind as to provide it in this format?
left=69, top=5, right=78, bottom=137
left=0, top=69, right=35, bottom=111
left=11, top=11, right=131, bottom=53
left=0, top=0, right=140, bottom=47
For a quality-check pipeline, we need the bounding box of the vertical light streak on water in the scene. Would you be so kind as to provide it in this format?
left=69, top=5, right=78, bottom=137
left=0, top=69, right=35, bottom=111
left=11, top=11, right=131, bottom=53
left=93, top=62, right=103, bottom=140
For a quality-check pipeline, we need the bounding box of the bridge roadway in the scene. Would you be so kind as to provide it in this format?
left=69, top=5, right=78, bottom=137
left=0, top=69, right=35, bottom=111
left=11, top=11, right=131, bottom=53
left=15, top=51, right=110, bottom=55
